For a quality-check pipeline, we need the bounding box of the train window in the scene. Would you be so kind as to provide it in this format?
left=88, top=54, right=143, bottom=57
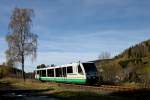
left=56, top=68, right=62, bottom=77
left=41, top=70, right=46, bottom=77
left=67, top=66, right=73, bottom=73
left=37, top=70, right=39, bottom=74
left=39, top=70, right=42, bottom=76
left=78, top=65, right=83, bottom=75
left=62, top=67, right=66, bottom=77
left=47, top=69, right=54, bottom=77
left=38, top=70, right=41, bottom=76
left=82, top=63, right=97, bottom=73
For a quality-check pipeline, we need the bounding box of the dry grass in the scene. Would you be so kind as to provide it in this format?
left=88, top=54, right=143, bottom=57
left=121, top=82, right=140, bottom=88
left=0, top=77, right=58, bottom=90
left=0, top=78, right=149, bottom=100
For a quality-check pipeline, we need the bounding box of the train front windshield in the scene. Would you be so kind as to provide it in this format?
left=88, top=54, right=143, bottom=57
left=82, top=63, right=97, bottom=74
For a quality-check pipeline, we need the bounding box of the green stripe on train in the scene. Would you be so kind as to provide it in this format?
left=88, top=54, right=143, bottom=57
left=36, top=77, right=86, bottom=84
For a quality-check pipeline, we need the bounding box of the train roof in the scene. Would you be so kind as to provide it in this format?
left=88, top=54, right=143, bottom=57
left=36, top=61, right=94, bottom=70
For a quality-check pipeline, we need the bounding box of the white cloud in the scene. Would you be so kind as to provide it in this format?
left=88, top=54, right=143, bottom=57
left=0, top=37, right=6, bottom=64
left=0, top=52, right=5, bottom=64
left=25, top=51, right=98, bottom=72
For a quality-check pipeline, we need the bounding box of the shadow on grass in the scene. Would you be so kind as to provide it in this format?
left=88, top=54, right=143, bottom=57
left=109, top=88, right=150, bottom=100
left=49, top=91, right=125, bottom=100
left=48, top=88, right=150, bottom=100
left=0, top=80, right=150, bottom=100
left=0, top=80, right=55, bottom=100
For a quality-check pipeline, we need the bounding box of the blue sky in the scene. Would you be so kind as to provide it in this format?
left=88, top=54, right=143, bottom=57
left=0, top=0, right=150, bottom=72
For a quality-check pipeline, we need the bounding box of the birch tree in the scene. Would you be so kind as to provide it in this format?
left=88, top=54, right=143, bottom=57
left=6, top=8, right=38, bottom=81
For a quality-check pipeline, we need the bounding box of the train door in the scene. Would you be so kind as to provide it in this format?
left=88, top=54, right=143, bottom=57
left=62, top=67, right=67, bottom=82
left=78, top=63, right=86, bottom=79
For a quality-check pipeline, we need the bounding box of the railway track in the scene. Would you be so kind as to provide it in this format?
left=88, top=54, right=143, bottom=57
left=57, top=83, right=138, bottom=93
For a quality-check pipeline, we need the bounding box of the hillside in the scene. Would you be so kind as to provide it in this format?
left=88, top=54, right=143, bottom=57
left=0, top=65, right=26, bottom=78
left=95, top=39, right=150, bottom=86
left=114, top=39, right=150, bottom=69
left=116, top=39, right=150, bottom=59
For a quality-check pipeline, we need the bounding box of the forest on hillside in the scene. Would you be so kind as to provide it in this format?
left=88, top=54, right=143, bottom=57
left=96, top=39, right=150, bottom=87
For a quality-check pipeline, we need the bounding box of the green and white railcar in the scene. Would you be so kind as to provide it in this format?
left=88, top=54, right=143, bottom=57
left=35, top=62, right=98, bottom=84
